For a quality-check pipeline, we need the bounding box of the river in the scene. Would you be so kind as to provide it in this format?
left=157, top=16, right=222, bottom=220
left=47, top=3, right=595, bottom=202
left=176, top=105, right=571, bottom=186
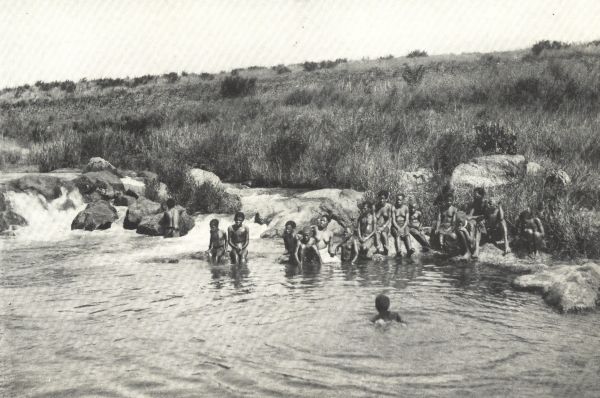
left=1, top=184, right=599, bottom=397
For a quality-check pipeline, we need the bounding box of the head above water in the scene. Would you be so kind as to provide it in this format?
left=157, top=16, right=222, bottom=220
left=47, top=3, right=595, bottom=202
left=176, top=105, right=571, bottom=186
left=209, top=219, right=219, bottom=229
left=375, top=294, right=390, bottom=313
left=166, top=198, right=176, bottom=209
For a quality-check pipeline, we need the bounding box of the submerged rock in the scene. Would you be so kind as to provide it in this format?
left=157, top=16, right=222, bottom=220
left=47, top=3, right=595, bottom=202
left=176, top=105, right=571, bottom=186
left=513, top=262, right=600, bottom=312
left=136, top=205, right=194, bottom=237
left=0, top=210, right=28, bottom=233
left=451, top=154, right=526, bottom=189
left=123, top=197, right=162, bottom=229
left=71, top=200, right=118, bottom=231
left=74, top=171, right=125, bottom=200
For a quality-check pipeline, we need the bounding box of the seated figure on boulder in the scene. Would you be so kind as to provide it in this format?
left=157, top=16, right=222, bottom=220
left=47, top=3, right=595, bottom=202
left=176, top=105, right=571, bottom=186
left=228, top=212, right=249, bottom=266
left=356, top=200, right=377, bottom=259
left=164, top=198, right=180, bottom=238
left=207, top=219, right=228, bottom=264
left=333, top=226, right=359, bottom=265
left=468, top=187, right=511, bottom=257
left=455, top=211, right=476, bottom=260
left=374, top=191, right=393, bottom=255
left=407, top=199, right=431, bottom=253
left=391, top=193, right=414, bottom=257
left=517, top=210, right=545, bottom=258
left=295, top=226, right=322, bottom=270
left=431, top=196, right=458, bottom=251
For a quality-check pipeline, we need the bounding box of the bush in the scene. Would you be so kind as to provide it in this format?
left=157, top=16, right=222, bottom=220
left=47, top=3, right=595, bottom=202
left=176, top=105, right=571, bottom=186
left=401, top=64, right=426, bottom=87
left=407, top=50, right=428, bottom=58
left=94, top=77, right=127, bottom=89
left=199, top=73, right=214, bottom=80
left=162, top=72, right=179, bottom=83
left=272, top=64, right=291, bottom=74
left=267, top=132, right=309, bottom=184
left=284, top=89, right=314, bottom=106
left=130, top=75, right=156, bottom=87
left=506, top=76, right=541, bottom=105
left=531, top=40, right=570, bottom=56
left=432, top=130, right=474, bottom=175
left=29, top=130, right=82, bottom=172
left=303, top=62, right=319, bottom=72
left=60, top=80, right=76, bottom=93
left=220, top=75, right=257, bottom=98
left=474, top=123, right=518, bottom=155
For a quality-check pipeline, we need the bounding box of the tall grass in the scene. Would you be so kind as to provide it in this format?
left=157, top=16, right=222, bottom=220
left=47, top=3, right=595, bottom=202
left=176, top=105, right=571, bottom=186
left=3, top=44, right=600, bottom=257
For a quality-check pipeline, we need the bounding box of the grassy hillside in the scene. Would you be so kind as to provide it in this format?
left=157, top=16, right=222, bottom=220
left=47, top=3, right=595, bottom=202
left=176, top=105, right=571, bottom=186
left=2, top=42, right=600, bottom=257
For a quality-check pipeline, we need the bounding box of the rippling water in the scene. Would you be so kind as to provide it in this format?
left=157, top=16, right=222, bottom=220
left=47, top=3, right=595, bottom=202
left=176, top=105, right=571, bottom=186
left=2, top=201, right=600, bottom=397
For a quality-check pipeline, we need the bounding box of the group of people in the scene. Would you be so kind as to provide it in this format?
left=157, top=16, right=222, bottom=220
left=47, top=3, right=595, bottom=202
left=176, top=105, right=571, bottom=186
left=195, top=185, right=546, bottom=269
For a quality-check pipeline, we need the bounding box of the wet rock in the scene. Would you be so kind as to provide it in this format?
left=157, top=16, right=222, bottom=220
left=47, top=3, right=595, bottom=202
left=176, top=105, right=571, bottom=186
left=8, top=175, right=66, bottom=200
left=451, top=154, right=526, bottom=189
left=123, top=197, right=162, bottom=229
left=71, top=200, right=118, bottom=231
left=114, top=194, right=137, bottom=207
left=474, top=244, right=549, bottom=273
left=74, top=171, right=125, bottom=200
left=188, top=168, right=222, bottom=187
left=136, top=205, right=195, bottom=237
left=0, top=210, right=28, bottom=233
left=544, top=169, right=571, bottom=190
left=120, top=176, right=146, bottom=198
left=513, top=262, right=600, bottom=312
left=84, top=157, right=117, bottom=173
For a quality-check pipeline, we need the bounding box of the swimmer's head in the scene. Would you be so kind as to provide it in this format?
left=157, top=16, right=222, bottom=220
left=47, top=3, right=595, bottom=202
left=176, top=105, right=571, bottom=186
left=209, top=219, right=219, bottom=230
left=375, top=294, right=390, bottom=313
left=234, top=212, right=245, bottom=226
left=318, top=215, right=330, bottom=229
left=285, top=220, right=296, bottom=233
left=166, top=198, right=176, bottom=209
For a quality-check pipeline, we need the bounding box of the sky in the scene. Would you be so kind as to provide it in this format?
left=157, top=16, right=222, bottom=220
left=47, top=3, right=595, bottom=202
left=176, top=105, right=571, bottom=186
left=1, top=0, right=600, bottom=88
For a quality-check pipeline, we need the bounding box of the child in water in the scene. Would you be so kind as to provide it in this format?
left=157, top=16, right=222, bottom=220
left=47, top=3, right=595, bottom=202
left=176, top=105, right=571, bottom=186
left=282, top=220, right=298, bottom=256
left=517, top=210, right=545, bottom=258
left=228, top=212, right=249, bottom=266
left=370, top=294, right=403, bottom=323
left=333, top=226, right=359, bottom=264
left=295, top=226, right=322, bottom=269
left=207, top=219, right=227, bottom=264
left=163, top=198, right=180, bottom=238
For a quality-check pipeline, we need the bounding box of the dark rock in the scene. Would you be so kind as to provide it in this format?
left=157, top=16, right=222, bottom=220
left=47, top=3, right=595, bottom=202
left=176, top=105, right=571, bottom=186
left=136, top=205, right=194, bottom=237
left=74, top=170, right=125, bottom=199
left=71, top=200, right=118, bottom=231
left=8, top=175, right=66, bottom=200
left=124, top=189, right=139, bottom=199
left=114, top=194, right=137, bottom=207
left=123, top=197, right=162, bottom=229
left=0, top=210, right=28, bottom=233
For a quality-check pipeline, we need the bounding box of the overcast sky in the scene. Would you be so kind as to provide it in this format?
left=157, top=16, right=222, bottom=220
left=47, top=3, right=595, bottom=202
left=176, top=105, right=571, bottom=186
left=1, top=0, right=599, bottom=88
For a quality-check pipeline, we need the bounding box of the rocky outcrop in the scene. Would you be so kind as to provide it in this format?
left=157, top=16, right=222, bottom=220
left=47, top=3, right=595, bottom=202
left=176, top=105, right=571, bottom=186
left=8, top=175, right=67, bottom=200
left=123, top=197, right=162, bottom=229
left=451, top=154, right=527, bottom=188
left=71, top=200, right=118, bottom=231
left=0, top=210, right=28, bottom=233
left=84, top=157, right=117, bottom=173
left=120, top=176, right=146, bottom=198
left=526, top=162, right=544, bottom=177
left=188, top=168, right=222, bottom=187
left=136, top=205, right=195, bottom=237
left=513, top=262, right=600, bottom=312
left=395, top=168, right=434, bottom=191
left=113, top=194, right=137, bottom=207
left=74, top=171, right=125, bottom=200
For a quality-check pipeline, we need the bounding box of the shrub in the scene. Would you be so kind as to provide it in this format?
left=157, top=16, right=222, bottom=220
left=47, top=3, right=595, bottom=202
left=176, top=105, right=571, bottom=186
left=162, top=72, right=179, bottom=83
left=401, top=64, right=426, bottom=87
left=94, top=77, right=127, bottom=89
left=506, top=76, right=541, bottom=105
left=284, top=89, right=314, bottom=106
left=407, top=50, right=428, bottom=58
left=272, top=64, right=291, bottom=74
left=220, top=75, right=257, bottom=98
left=199, top=73, right=214, bottom=80
left=379, top=54, right=394, bottom=60
left=29, top=130, right=82, bottom=172
left=474, top=123, right=518, bottom=155
left=531, top=40, right=570, bottom=56
left=432, top=130, right=474, bottom=175
left=303, top=62, right=319, bottom=72
left=130, top=75, right=156, bottom=87
left=60, top=80, right=76, bottom=93
left=267, top=132, right=309, bottom=183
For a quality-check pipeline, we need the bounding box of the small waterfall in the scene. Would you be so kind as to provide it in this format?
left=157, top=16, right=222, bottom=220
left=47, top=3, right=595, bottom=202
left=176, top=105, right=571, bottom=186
left=4, top=188, right=86, bottom=241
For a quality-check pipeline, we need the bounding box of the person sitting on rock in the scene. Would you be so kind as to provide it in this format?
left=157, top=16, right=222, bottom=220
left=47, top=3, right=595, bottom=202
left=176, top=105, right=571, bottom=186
left=391, top=193, right=414, bottom=257
left=407, top=199, right=431, bottom=252
left=283, top=220, right=299, bottom=257
left=207, top=219, right=227, bottom=264
left=517, top=210, right=545, bottom=258
left=455, top=211, right=476, bottom=260
left=431, top=196, right=457, bottom=251
left=468, top=188, right=511, bottom=257
left=357, top=200, right=377, bottom=259
left=164, top=198, right=180, bottom=238
left=295, top=226, right=322, bottom=270
left=370, top=294, right=403, bottom=323
left=374, top=190, right=393, bottom=255
left=228, top=212, right=249, bottom=266
left=333, top=226, right=359, bottom=264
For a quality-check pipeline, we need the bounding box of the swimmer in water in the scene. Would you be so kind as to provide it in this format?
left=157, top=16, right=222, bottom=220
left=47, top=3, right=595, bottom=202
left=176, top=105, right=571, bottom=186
left=312, top=215, right=335, bottom=258
left=207, top=219, right=227, bottom=265
left=295, top=226, right=322, bottom=270
left=282, top=220, right=298, bottom=256
left=228, top=212, right=249, bottom=266
left=370, top=294, right=403, bottom=323
left=333, top=226, right=359, bottom=264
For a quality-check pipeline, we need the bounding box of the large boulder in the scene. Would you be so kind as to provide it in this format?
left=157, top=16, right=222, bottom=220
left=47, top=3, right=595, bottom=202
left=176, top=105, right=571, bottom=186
left=113, top=194, right=137, bottom=207
left=71, top=200, right=118, bottom=231
left=0, top=210, right=28, bottom=233
left=120, top=176, right=146, bottom=197
left=84, top=157, right=117, bottom=173
left=136, top=205, right=195, bottom=237
left=513, top=263, right=600, bottom=312
left=451, top=154, right=526, bottom=189
left=123, top=197, right=162, bottom=229
left=8, top=175, right=67, bottom=200
left=74, top=171, right=125, bottom=200
left=395, top=168, right=434, bottom=191
left=188, top=168, right=222, bottom=187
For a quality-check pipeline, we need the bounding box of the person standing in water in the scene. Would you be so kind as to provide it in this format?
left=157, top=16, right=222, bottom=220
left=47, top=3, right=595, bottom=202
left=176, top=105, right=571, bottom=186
left=374, top=190, right=393, bottom=255
left=312, top=215, right=335, bottom=259
left=357, top=200, right=377, bottom=259
left=228, top=212, right=249, bottom=266
left=207, top=219, right=228, bottom=264
left=164, top=198, right=180, bottom=238
left=391, top=193, right=414, bottom=257
left=333, top=226, right=359, bottom=264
